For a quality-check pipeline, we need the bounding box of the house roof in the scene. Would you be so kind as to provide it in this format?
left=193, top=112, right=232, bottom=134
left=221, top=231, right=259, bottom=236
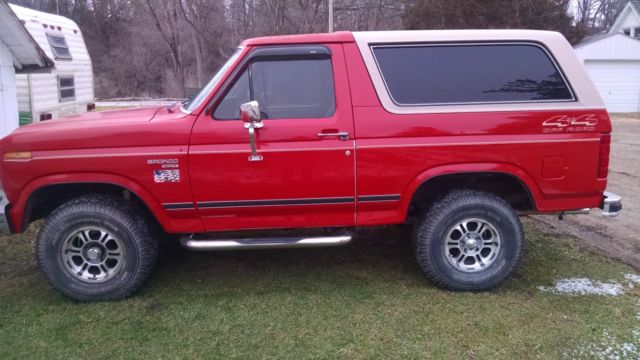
left=0, top=1, right=52, bottom=69
left=610, top=1, right=640, bottom=34
left=574, top=32, right=640, bottom=48
left=572, top=33, right=609, bottom=48
left=10, top=3, right=79, bottom=28
left=573, top=32, right=640, bottom=61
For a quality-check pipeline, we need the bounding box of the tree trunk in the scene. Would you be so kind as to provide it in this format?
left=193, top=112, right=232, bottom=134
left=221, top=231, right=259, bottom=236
left=192, top=30, right=204, bottom=88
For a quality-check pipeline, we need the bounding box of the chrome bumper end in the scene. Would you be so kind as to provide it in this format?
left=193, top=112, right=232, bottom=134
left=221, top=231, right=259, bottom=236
left=600, top=191, right=622, bottom=218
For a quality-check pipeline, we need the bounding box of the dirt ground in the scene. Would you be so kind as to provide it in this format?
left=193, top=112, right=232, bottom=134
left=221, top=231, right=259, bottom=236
left=530, top=114, right=640, bottom=270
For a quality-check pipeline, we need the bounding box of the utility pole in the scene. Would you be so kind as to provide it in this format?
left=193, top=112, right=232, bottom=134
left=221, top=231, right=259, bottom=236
left=56, top=0, right=59, bottom=14
left=328, top=0, right=334, bottom=32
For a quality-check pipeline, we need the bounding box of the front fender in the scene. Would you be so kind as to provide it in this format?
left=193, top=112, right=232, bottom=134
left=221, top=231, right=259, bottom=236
left=9, top=172, right=180, bottom=233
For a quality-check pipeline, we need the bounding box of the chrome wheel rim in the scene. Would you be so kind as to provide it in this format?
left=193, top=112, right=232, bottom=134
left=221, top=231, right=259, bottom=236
left=444, top=218, right=501, bottom=273
left=61, top=226, right=125, bottom=283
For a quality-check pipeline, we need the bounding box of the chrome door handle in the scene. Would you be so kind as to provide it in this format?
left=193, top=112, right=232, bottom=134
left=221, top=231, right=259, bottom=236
left=317, top=131, right=349, bottom=140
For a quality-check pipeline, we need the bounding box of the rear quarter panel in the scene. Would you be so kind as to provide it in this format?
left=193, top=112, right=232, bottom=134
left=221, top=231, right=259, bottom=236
left=343, top=39, right=610, bottom=225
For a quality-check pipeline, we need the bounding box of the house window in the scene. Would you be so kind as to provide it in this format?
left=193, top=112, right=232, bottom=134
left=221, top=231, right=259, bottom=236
left=623, top=28, right=631, bottom=36
left=46, top=33, right=72, bottom=60
left=635, top=28, right=640, bottom=38
left=58, top=75, right=75, bottom=101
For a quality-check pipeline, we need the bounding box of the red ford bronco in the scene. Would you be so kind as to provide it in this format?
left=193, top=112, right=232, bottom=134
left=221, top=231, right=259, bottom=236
left=0, top=30, right=622, bottom=301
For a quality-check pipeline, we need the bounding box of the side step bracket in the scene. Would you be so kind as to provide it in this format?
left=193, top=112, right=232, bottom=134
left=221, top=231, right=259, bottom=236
left=181, top=235, right=352, bottom=251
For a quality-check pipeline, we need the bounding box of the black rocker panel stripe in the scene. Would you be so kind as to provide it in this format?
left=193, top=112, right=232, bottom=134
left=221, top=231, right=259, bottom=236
left=163, top=195, right=400, bottom=210
left=197, top=197, right=355, bottom=209
left=357, top=195, right=401, bottom=202
left=163, top=202, right=196, bottom=210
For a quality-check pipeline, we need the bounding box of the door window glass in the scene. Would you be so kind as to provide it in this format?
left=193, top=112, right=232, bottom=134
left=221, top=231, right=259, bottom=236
left=213, top=70, right=250, bottom=119
left=214, top=58, right=335, bottom=119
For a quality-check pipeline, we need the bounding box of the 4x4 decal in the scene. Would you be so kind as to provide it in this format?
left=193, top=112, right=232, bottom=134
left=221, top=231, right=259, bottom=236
left=542, top=114, right=598, bottom=133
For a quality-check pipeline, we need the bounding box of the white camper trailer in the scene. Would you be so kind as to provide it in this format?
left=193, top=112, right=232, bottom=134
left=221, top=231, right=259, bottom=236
left=9, top=4, right=94, bottom=124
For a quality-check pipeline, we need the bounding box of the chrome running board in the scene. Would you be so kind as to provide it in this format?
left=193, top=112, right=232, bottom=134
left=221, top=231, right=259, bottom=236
left=181, top=235, right=352, bottom=251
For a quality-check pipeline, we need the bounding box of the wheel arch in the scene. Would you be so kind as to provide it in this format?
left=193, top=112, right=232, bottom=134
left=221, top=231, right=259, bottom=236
left=400, top=163, right=542, bottom=221
left=10, top=173, right=168, bottom=233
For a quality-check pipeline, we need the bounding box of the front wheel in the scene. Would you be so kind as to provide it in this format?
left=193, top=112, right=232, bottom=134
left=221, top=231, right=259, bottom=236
left=36, top=195, right=158, bottom=301
left=413, top=190, right=525, bottom=291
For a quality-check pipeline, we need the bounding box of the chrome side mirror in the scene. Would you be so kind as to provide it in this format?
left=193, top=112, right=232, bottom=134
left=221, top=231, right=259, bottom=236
left=239, top=101, right=263, bottom=161
left=240, top=101, right=262, bottom=128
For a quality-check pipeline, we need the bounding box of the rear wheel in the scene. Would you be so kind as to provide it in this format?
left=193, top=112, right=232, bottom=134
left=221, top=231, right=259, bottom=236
left=36, top=195, right=158, bottom=301
left=413, top=190, right=524, bottom=291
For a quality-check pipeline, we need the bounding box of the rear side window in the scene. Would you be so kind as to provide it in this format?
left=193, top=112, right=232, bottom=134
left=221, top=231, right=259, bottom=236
left=46, top=34, right=72, bottom=60
left=371, top=43, right=574, bottom=106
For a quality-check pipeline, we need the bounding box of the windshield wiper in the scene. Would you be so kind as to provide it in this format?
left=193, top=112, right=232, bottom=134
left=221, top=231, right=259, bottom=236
left=181, top=95, right=193, bottom=105
left=166, top=102, right=178, bottom=113
left=167, top=95, right=193, bottom=113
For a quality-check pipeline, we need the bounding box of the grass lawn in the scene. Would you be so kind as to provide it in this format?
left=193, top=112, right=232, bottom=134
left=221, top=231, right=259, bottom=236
left=0, top=219, right=638, bottom=359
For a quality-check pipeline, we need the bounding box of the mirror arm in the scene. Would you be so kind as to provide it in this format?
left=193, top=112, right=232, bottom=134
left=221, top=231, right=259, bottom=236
left=245, top=123, right=263, bottom=162
left=240, top=100, right=263, bottom=162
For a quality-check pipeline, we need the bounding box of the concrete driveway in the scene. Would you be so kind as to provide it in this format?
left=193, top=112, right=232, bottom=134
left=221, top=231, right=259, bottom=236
left=531, top=113, right=640, bottom=270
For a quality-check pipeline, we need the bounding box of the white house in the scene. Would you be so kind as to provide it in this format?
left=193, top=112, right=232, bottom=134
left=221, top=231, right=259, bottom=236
left=574, top=0, right=640, bottom=112
left=9, top=4, right=94, bottom=123
left=0, top=1, right=51, bottom=137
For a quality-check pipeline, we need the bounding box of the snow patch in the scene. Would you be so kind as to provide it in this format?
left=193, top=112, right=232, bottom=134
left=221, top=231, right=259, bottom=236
left=564, top=329, right=640, bottom=360
left=624, top=273, right=640, bottom=288
left=625, top=274, right=640, bottom=283
left=564, top=301, right=640, bottom=359
left=538, top=278, right=625, bottom=296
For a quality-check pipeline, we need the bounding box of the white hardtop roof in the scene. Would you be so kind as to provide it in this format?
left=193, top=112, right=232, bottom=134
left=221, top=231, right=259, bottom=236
left=352, top=29, right=605, bottom=114
left=0, top=2, right=52, bottom=69
left=352, top=29, right=568, bottom=44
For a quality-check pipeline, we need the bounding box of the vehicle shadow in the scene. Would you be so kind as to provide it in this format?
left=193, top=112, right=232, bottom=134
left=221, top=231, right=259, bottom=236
left=149, top=225, right=429, bottom=296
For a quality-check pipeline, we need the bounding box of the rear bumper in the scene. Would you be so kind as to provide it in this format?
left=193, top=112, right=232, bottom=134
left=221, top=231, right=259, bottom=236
left=599, top=191, right=622, bottom=218
left=0, top=189, right=10, bottom=234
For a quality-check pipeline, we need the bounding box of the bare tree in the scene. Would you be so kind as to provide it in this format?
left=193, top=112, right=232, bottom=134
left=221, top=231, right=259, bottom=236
left=144, top=0, right=187, bottom=96
left=575, top=0, right=624, bottom=34
left=12, top=0, right=615, bottom=98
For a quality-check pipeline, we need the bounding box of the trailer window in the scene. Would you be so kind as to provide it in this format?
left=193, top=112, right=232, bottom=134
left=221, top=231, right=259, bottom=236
left=46, top=34, right=72, bottom=60
left=58, top=76, right=75, bottom=101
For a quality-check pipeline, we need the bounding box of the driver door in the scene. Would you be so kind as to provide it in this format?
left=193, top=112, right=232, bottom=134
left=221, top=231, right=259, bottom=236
left=188, top=44, right=355, bottom=231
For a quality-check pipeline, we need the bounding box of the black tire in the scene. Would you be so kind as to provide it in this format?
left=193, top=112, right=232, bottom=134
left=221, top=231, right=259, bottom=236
left=412, top=189, right=524, bottom=291
left=36, top=195, right=158, bottom=301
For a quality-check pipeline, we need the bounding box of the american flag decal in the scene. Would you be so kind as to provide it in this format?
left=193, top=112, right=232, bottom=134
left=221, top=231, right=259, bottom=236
left=153, top=170, right=180, bottom=183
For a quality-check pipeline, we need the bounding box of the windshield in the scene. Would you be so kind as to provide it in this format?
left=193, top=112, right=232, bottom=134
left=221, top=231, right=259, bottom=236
left=183, top=47, right=243, bottom=112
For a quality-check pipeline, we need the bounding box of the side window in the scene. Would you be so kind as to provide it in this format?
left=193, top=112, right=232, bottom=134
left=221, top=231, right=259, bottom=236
left=213, top=70, right=250, bottom=119
left=46, top=34, right=72, bottom=60
left=58, top=75, right=75, bottom=101
left=252, top=59, right=335, bottom=119
left=372, top=43, right=574, bottom=105
left=214, top=58, right=335, bottom=120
